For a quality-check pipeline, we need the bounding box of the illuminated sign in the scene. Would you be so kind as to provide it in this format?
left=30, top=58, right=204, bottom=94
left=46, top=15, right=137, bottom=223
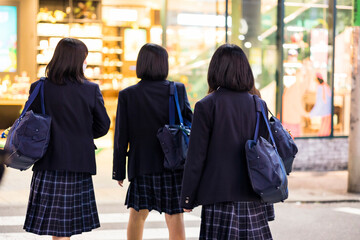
left=0, top=6, right=17, bottom=72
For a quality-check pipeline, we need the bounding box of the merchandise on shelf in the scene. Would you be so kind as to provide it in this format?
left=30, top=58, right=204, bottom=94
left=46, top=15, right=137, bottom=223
left=0, top=73, right=31, bottom=100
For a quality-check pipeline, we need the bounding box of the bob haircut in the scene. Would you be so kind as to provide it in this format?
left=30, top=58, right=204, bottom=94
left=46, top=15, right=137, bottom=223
left=46, top=38, right=88, bottom=85
left=208, top=44, right=254, bottom=93
left=136, top=43, right=169, bottom=81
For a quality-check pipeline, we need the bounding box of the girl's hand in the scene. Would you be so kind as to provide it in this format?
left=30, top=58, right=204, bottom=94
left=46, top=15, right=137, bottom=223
left=118, top=180, right=123, bottom=187
left=183, top=208, right=192, bottom=212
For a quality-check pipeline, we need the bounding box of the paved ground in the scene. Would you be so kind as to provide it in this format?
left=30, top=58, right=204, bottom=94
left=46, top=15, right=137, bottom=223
left=0, top=146, right=360, bottom=239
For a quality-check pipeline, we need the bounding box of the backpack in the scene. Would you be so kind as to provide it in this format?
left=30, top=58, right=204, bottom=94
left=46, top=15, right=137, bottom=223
left=245, top=95, right=288, bottom=204
left=4, top=77, right=51, bottom=171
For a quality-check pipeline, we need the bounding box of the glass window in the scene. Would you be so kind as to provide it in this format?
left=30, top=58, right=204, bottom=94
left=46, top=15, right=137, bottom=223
left=282, top=0, right=333, bottom=137
left=166, top=0, right=225, bottom=106
left=333, top=1, right=353, bottom=136
left=228, top=0, right=278, bottom=113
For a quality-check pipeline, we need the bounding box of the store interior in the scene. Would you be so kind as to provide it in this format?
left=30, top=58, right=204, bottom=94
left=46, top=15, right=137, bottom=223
left=0, top=0, right=354, bottom=139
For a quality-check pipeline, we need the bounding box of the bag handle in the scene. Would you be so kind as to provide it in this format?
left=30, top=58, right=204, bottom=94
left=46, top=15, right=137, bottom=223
left=169, top=82, right=184, bottom=126
left=253, top=95, right=278, bottom=150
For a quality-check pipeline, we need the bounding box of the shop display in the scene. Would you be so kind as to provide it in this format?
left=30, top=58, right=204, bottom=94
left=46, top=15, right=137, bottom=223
left=37, top=8, right=67, bottom=23
left=74, top=1, right=98, bottom=20
left=0, top=6, right=17, bottom=73
left=36, top=1, right=103, bottom=79
left=0, top=72, right=30, bottom=100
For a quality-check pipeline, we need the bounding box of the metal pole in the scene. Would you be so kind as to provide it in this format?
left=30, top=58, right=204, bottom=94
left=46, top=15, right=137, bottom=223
left=225, top=0, right=229, bottom=43
left=161, top=0, right=168, bottom=48
left=231, top=0, right=242, bottom=46
left=329, top=0, right=336, bottom=137
left=348, top=26, right=360, bottom=193
left=276, top=0, right=285, bottom=120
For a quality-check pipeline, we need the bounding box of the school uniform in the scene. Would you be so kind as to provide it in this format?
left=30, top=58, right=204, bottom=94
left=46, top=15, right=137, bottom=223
left=113, top=79, right=193, bottom=214
left=23, top=79, right=110, bottom=237
left=180, top=88, right=273, bottom=239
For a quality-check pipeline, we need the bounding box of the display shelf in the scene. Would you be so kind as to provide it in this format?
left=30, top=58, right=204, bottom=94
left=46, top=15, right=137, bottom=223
left=73, top=19, right=102, bottom=24
left=102, top=25, right=123, bottom=89
left=37, top=1, right=103, bottom=82
left=103, top=36, right=123, bottom=41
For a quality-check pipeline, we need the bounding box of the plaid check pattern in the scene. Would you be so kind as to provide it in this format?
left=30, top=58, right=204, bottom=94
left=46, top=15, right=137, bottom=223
left=125, top=170, right=184, bottom=215
left=200, top=201, right=273, bottom=240
left=23, top=171, right=100, bottom=237
left=264, top=203, right=275, bottom=221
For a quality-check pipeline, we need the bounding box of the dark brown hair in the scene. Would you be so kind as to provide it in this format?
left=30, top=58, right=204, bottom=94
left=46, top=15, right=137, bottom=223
left=208, top=44, right=254, bottom=93
left=249, top=86, right=261, bottom=98
left=136, top=43, right=168, bottom=81
left=46, top=38, right=88, bottom=84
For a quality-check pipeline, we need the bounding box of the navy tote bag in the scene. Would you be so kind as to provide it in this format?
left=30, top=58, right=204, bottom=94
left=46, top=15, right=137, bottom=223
left=157, top=82, right=190, bottom=171
left=4, top=77, right=51, bottom=171
left=245, top=95, right=288, bottom=204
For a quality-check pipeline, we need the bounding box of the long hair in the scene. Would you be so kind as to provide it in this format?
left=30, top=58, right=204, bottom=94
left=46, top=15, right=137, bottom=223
left=46, top=38, right=88, bottom=84
left=208, top=44, right=254, bottom=93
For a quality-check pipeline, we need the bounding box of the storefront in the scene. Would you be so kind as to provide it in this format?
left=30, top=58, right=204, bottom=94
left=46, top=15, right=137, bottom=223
left=0, top=0, right=355, bottom=170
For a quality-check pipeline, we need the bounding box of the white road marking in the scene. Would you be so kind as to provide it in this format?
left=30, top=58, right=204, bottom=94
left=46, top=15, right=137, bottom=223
left=0, top=227, right=200, bottom=240
left=334, top=207, right=360, bottom=216
left=0, top=212, right=200, bottom=226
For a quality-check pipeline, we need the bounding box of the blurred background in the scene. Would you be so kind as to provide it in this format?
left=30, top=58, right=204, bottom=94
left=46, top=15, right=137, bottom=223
left=0, top=0, right=356, bottom=170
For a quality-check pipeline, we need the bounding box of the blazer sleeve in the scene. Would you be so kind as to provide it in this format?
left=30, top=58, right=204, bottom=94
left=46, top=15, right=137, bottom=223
left=92, top=85, right=111, bottom=139
left=180, top=100, right=212, bottom=209
left=112, top=91, right=128, bottom=181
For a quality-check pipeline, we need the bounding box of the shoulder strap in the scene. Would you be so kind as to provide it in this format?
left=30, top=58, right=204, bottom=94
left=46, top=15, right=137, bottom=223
left=173, top=84, right=184, bottom=125
left=21, top=78, right=46, bottom=117
left=169, top=82, right=176, bottom=125
left=253, top=95, right=277, bottom=149
left=168, top=81, right=184, bottom=126
left=253, top=96, right=261, bottom=141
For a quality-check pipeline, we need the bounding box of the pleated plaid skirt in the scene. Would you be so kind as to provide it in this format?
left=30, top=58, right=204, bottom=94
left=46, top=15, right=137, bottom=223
left=24, top=171, right=100, bottom=237
left=125, top=170, right=184, bottom=215
left=200, top=201, right=273, bottom=240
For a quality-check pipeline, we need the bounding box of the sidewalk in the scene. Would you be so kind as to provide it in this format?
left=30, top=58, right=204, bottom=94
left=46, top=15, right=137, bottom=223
left=287, top=170, right=360, bottom=203
left=1, top=147, right=360, bottom=206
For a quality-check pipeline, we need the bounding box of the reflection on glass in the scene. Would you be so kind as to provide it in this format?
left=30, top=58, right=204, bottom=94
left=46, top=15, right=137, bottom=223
left=309, top=72, right=332, bottom=136
left=333, top=3, right=353, bottom=136
left=282, top=1, right=332, bottom=137
left=166, top=0, right=225, bottom=106
left=228, top=0, right=277, bottom=113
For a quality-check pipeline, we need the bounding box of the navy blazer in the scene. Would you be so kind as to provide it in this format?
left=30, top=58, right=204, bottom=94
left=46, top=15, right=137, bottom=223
left=28, top=79, right=110, bottom=175
left=113, top=80, right=193, bottom=181
left=180, top=88, right=269, bottom=209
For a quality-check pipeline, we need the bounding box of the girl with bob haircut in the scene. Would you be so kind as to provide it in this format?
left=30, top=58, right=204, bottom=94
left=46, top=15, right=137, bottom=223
left=113, top=43, right=193, bottom=240
left=23, top=38, right=110, bottom=239
left=181, top=44, right=274, bottom=239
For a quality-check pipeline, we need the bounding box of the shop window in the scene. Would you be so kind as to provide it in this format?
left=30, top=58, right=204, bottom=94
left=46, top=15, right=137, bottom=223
left=228, top=0, right=278, bottom=113
left=282, top=0, right=333, bottom=137
left=166, top=0, right=225, bottom=106
left=333, top=2, right=353, bottom=136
